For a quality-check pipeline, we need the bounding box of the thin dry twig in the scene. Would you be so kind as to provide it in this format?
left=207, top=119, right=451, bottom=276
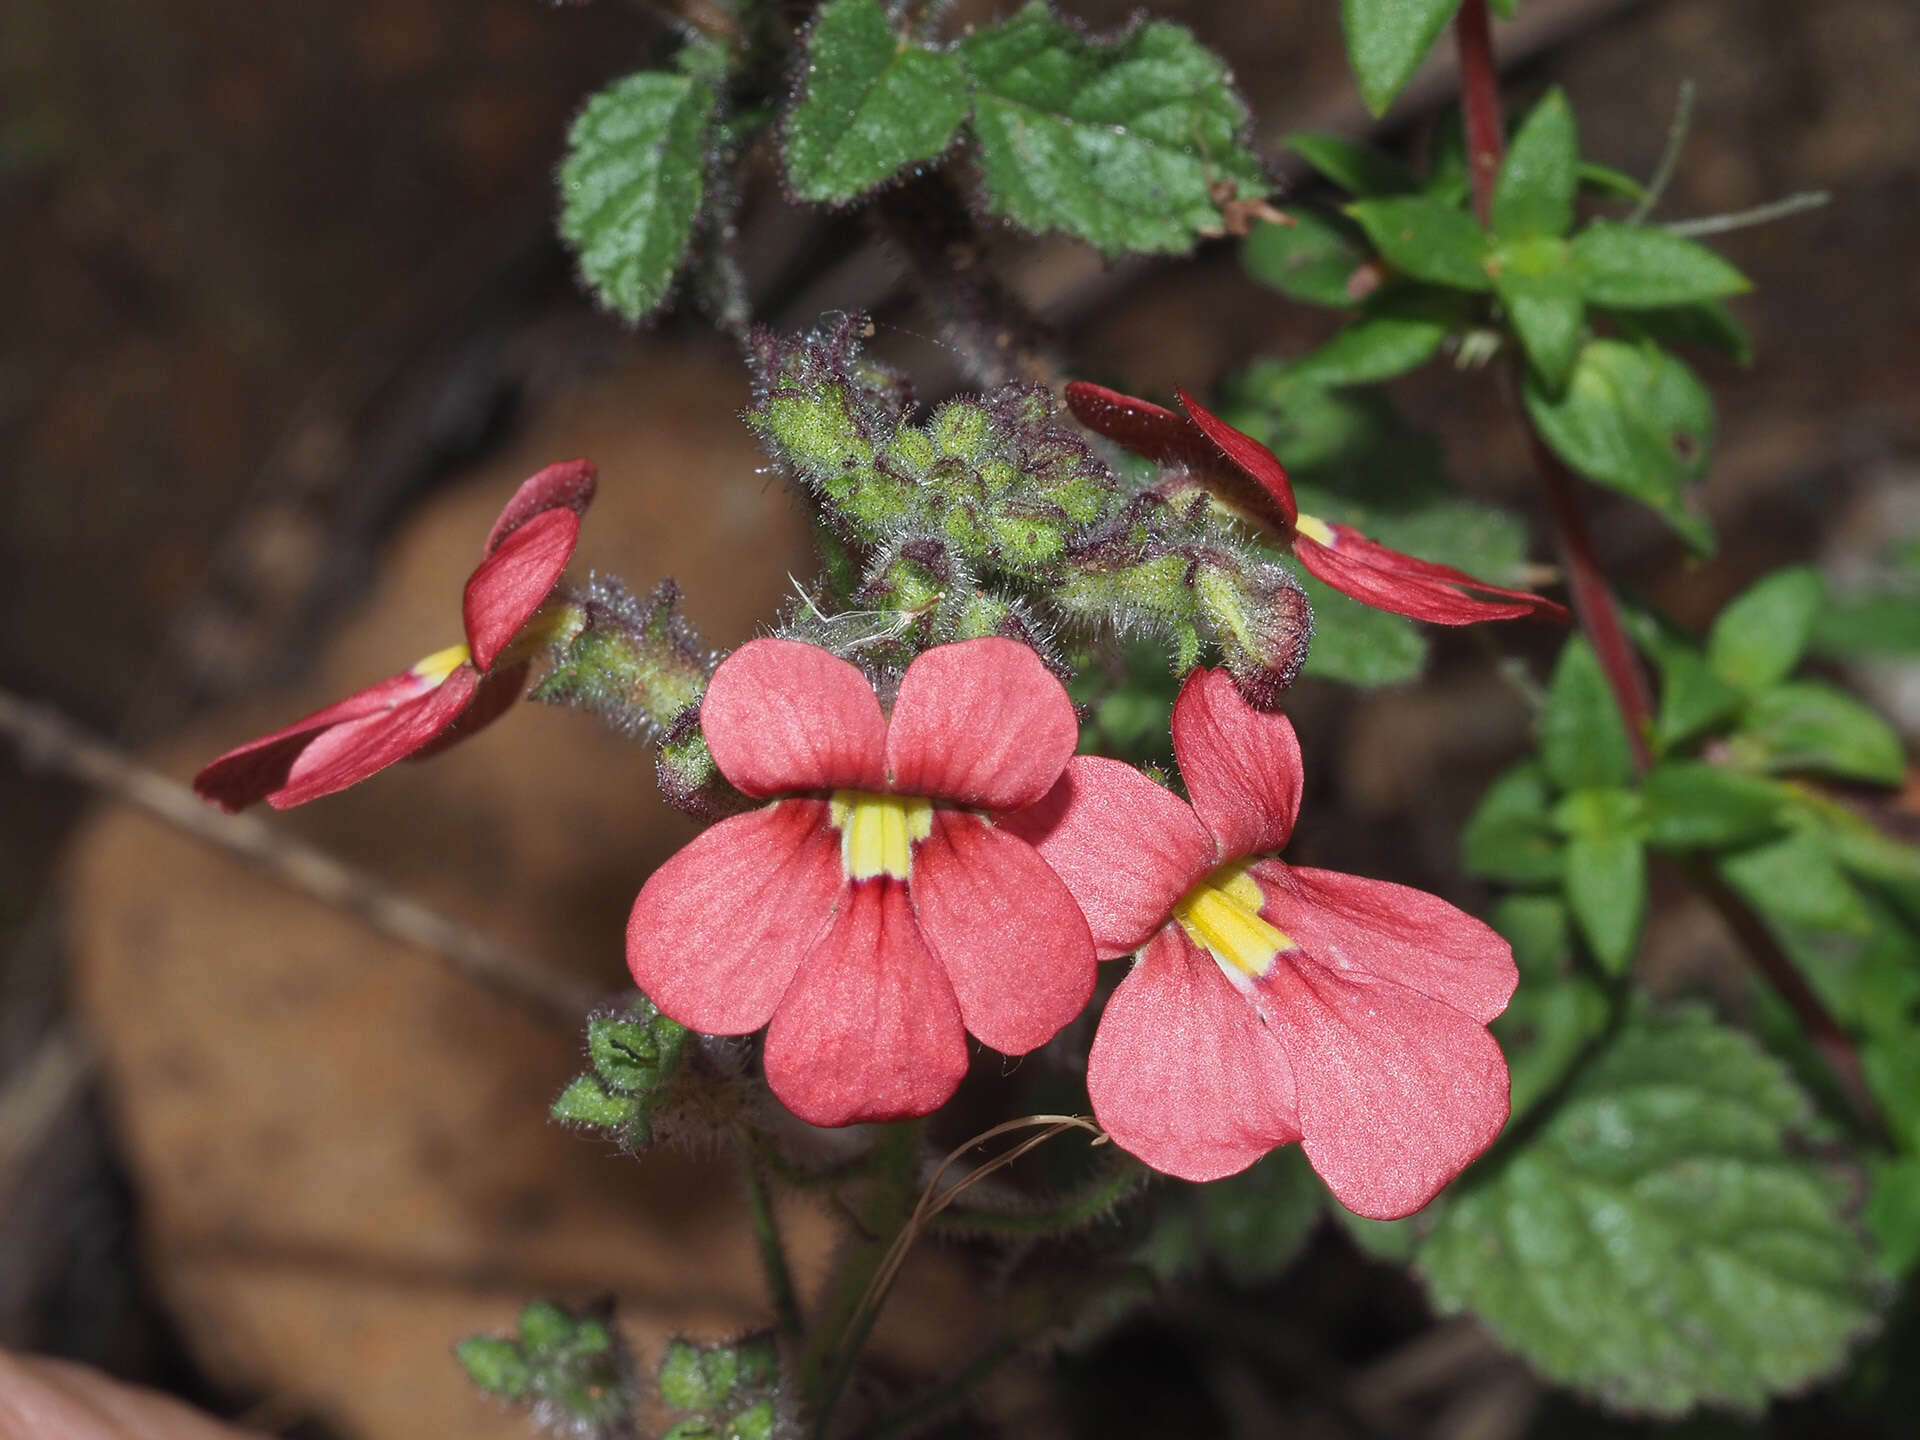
left=0, top=686, right=599, bottom=1029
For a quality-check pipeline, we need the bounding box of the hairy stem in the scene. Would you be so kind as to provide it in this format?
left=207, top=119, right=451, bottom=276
left=744, top=1145, right=806, bottom=1344
left=1454, top=0, right=1880, bottom=1128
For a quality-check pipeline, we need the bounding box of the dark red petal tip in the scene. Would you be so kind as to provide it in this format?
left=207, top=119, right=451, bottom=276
left=482, top=458, right=598, bottom=558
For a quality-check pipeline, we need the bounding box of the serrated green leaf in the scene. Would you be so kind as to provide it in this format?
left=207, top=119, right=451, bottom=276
left=961, top=3, right=1265, bottom=256
left=1641, top=762, right=1789, bottom=851
left=1564, top=828, right=1646, bottom=972
left=1492, top=255, right=1585, bottom=390
left=1572, top=220, right=1752, bottom=307
left=1197, top=1147, right=1325, bottom=1282
left=1707, top=565, right=1827, bottom=694
left=1525, top=338, right=1716, bottom=554
left=1285, top=131, right=1418, bottom=196
left=1608, top=298, right=1754, bottom=365
left=1730, top=681, right=1907, bottom=785
left=559, top=72, right=715, bottom=323
left=1339, top=0, right=1465, bottom=116
left=1464, top=761, right=1566, bottom=885
left=1419, top=1007, right=1880, bottom=1415
left=1492, top=87, right=1578, bottom=240
left=1243, top=208, right=1372, bottom=308
left=784, top=0, right=969, bottom=204
left=1542, top=635, right=1635, bottom=792
left=1346, top=196, right=1490, bottom=290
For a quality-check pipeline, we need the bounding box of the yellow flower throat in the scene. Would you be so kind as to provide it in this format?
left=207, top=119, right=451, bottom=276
left=1174, top=861, right=1293, bottom=984
left=829, top=790, right=934, bottom=881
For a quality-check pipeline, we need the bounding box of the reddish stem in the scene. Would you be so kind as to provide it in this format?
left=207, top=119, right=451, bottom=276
left=1453, top=0, right=1881, bottom=1134
left=1454, top=0, right=1504, bottom=227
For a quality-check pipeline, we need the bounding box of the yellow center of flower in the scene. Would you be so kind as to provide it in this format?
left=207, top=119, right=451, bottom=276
left=1173, top=861, right=1294, bottom=987
left=1294, top=513, right=1337, bottom=547
left=410, top=642, right=472, bottom=687
left=829, top=790, right=934, bottom=881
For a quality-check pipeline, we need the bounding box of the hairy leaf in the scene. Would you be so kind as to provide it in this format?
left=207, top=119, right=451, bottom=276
left=962, top=3, right=1265, bottom=256
left=559, top=72, right=715, bottom=322
left=785, top=0, right=969, bottom=203
left=1420, top=1007, right=1880, bottom=1415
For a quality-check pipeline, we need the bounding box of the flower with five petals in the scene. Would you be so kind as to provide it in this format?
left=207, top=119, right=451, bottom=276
left=1065, top=381, right=1568, bottom=627
left=625, top=637, right=1097, bottom=1128
left=194, top=459, right=596, bottom=811
left=1007, top=668, right=1518, bottom=1218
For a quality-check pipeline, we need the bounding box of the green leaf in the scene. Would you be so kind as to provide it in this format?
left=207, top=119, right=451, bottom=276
left=783, top=0, right=969, bottom=204
left=1419, top=1007, right=1880, bottom=1415
left=559, top=72, right=715, bottom=323
left=1492, top=253, right=1585, bottom=390
left=1491, top=87, right=1578, bottom=240
left=1608, top=299, right=1753, bottom=365
left=1572, top=221, right=1752, bottom=307
left=1285, top=131, right=1417, bottom=196
left=456, top=1337, right=532, bottom=1398
left=1339, top=0, right=1464, bottom=116
left=1542, top=635, right=1635, bottom=792
left=1578, top=160, right=1646, bottom=200
left=1489, top=895, right=1609, bottom=1116
left=1242, top=209, right=1371, bottom=308
left=659, top=1338, right=738, bottom=1412
left=1525, top=338, right=1716, bottom=554
left=1464, top=761, right=1565, bottom=885
left=1345, top=196, right=1490, bottom=290
left=1815, top=595, right=1920, bottom=659
left=1719, top=829, right=1875, bottom=939
left=961, top=3, right=1265, bottom=256
left=1731, top=681, right=1907, bottom=786
left=1282, top=294, right=1453, bottom=387
left=1866, top=1155, right=1920, bottom=1274
left=1707, top=565, right=1827, bottom=693
left=1640, top=762, right=1789, bottom=851
left=1628, top=613, right=1747, bottom=750
left=1197, top=1147, right=1326, bottom=1282
left=1564, top=828, right=1646, bottom=972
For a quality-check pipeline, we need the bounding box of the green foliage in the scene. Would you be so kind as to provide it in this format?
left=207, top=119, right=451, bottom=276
left=1542, top=636, right=1635, bottom=791
left=1611, top=298, right=1754, bottom=366
left=457, top=1301, right=635, bottom=1437
left=1562, top=826, right=1646, bottom=974
left=1707, top=565, right=1827, bottom=694
left=1488, top=895, right=1608, bottom=1115
left=1814, top=535, right=1920, bottom=659
left=1243, top=209, right=1372, bottom=308
left=1572, top=221, right=1752, bottom=308
left=559, top=72, right=715, bottom=322
left=1492, top=89, right=1578, bottom=240
left=1285, top=131, right=1417, bottom=196
left=1640, top=763, right=1789, bottom=851
left=1492, top=248, right=1585, bottom=388
left=1345, top=195, right=1490, bottom=290
left=784, top=0, right=969, bottom=204
left=1464, top=761, right=1565, bottom=885
left=550, top=995, right=693, bottom=1152
left=1281, top=289, right=1464, bottom=387
left=1420, top=1007, right=1880, bottom=1415
left=657, top=1335, right=783, bottom=1440
left=1339, top=0, right=1465, bottom=116
left=1525, top=338, right=1716, bottom=554
left=1729, top=681, right=1907, bottom=785
left=962, top=2, right=1265, bottom=255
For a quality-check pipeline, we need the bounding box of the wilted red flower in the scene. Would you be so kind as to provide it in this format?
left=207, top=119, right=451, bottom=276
left=194, top=460, right=596, bottom=811
left=1007, top=668, right=1517, bottom=1218
left=1065, top=381, right=1568, bottom=626
left=626, top=637, right=1097, bottom=1128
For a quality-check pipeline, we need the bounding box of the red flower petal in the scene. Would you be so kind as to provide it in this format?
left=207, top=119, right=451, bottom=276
left=481, top=458, right=598, bottom=558
left=1294, top=524, right=1568, bottom=626
left=701, top=639, right=889, bottom=798
left=1002, top=756, right=1215, bottom=960
left=267, top=664, right=484, bottom=809
left=885, top=638, right=1078, bottom=811
left=1253, top=862, right=1519, bottom=1024
left=1175, top=388, right=1299, bottom=526
left=406, top=660, right=529, bottom=763
left=1171, top=668, right=1303, bottom=860
left=762, top=878, right=969, bottom=1127
left=1066, top=382, right=1295, bottom=534
left=1087, top=927, right=1301, bottom=1182
left=625, top=798, right=843, bottom=1034
left=192, top=667, right=444, bottom=813
left=1256, top=956, right=1511, bottom=1219
left=463, top=507, right=580, bottom=672
left=909, top=811, right=1096, bottom=1055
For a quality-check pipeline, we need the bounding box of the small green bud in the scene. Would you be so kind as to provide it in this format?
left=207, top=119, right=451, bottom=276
left=458, top=1301, right=635, bottom=1435
left=729, top=1399, right=776, bottom=1440
left=932, top=399, right=992, bottom=456
left=587, top=999, right=689, bottom=1094
left=885, top=427, right=936, bottom=474
left=549, top=1075, right=639, bottom=1131
left=533, top=578, right=709, bottom=740
left=519, top=1301, right=575, bottom=1358
left=455, top=1337, right=531, bottom=1398
left=658, top=1339, right=738, bottom=1411
left=1194, top=553, right=1313, bottom=710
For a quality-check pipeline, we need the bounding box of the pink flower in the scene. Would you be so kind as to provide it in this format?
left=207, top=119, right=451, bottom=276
left=626, top=637, right=1097, bottom=1128
left=1065, top=381, right=1568, bottom=627
left=1006, top=669, right=1517, bottom=1218
left=194, top=460, right=596, bottom=811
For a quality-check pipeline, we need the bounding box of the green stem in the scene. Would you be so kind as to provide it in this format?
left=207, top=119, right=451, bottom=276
left=803, top=1121, right=924, bottom=1437
left=743, top=1145, right=806, bottom=1344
